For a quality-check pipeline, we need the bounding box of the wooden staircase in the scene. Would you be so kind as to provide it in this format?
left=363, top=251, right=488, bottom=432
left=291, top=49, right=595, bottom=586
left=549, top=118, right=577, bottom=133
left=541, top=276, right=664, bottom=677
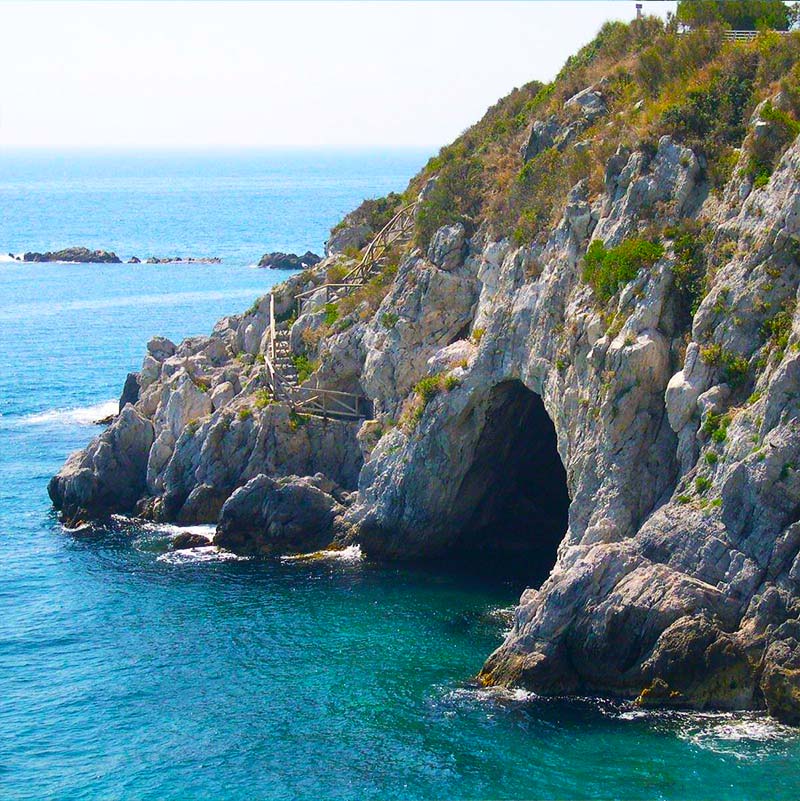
left=294, top=201, right=417, bottom=315
left=259, top=200, right=417, bottom=420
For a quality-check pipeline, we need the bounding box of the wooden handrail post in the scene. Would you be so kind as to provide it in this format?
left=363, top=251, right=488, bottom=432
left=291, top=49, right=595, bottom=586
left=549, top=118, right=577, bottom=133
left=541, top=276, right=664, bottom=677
left=269, top=293, right=276, bottom=362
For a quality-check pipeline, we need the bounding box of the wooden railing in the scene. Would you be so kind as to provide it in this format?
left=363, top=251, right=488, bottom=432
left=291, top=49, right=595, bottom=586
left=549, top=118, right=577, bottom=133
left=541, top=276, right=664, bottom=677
left=256, top=199, right=417, bottom=421
left=294, top=201, right=417, bottom=316
left=261, top=291, right=372, bottom=420
left=722, top=29, right=792, bottom=41
left=678, top=28, right=792, bottom=42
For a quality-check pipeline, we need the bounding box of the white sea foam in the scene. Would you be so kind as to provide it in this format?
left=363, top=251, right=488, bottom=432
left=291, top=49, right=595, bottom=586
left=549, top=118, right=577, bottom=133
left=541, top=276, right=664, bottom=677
left=677, top=712, right=799, bottom=755
left=24, top=399, right=118, bottom=427
left=157, top=545, right=249, bottom=564
left=611, top=706, right=798, bottom=757
left=60, top=521, right=93, bottom=534
left=135, top=521, right=218, bottom=540
left=485, top=605, right=515, bottom=635
left=440, top=685, right=538, bottom=706
left=0, top=252, right=20, bottom=263
left=280, top=544, right=364, bottom=564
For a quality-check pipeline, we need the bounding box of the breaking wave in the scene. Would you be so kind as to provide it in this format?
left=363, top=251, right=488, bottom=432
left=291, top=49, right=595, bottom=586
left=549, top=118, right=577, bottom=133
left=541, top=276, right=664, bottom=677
left=157, top=546, right=249, bottom=564
left=22, top=399, right=117, bottom=427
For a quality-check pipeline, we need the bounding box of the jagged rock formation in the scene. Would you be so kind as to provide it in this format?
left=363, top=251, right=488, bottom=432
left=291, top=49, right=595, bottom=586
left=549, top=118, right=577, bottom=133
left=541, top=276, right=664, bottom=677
left=50, top=20, right=800, bottom=723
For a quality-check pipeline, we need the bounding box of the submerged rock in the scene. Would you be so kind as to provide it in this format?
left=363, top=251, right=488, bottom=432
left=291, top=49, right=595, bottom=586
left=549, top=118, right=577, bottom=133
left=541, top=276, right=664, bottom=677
left=171, top=531, right=213, bottom=550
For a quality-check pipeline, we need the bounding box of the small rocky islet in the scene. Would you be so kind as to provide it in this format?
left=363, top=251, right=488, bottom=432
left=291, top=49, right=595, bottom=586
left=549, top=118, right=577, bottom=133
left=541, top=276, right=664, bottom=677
left=13, top=248, right=223, bottom=264
left=49, top=18, right=800, bottom=725
left=19, top=247, right=123, bottom=263
left=13, top=248, right=322, bottom=268
left=257, top=250, right=321, bottom=270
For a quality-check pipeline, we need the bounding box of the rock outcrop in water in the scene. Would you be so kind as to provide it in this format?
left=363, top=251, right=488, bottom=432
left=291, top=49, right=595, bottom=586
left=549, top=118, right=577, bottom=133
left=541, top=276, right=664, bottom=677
left=138, top=256, right=222, bottom=264
left=257, top=251, right=321, bottom=270
left=50, top=20, right=800, bottom=723
left=22, top=247, right=121, bottom=263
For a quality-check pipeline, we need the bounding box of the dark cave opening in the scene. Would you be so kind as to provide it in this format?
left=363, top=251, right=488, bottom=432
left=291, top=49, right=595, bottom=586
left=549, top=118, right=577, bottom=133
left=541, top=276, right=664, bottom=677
left=450, top=380, right=570, bottom=585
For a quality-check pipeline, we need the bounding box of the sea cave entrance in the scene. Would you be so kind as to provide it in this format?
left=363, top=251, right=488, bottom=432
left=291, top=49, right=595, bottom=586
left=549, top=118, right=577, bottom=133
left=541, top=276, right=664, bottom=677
left=451, top=380, right=570, bottom=585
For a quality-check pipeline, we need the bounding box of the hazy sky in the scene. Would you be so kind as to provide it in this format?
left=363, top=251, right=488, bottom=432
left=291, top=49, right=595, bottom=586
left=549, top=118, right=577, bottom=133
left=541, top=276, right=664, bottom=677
left=0, top=1, right=676, bottom=150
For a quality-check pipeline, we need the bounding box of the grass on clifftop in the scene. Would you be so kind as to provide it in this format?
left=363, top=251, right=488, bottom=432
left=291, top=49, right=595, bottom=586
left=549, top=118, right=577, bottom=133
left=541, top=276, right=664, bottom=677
left=396, top=18, right=800, bottom=250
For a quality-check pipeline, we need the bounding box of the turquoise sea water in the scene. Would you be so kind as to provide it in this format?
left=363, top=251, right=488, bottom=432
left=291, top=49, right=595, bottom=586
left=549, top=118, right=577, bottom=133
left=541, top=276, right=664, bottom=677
left=1, top=151, right=799, bottom=801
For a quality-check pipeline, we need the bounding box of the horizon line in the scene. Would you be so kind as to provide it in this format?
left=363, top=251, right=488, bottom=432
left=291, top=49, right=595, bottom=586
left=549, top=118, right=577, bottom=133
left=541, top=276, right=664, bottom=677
left=0, top=144, right=439, bottom=153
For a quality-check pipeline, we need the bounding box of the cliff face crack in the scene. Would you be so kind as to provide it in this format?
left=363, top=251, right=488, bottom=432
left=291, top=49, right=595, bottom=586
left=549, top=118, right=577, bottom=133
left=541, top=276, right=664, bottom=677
left=452, top=380, right=569, bottom=582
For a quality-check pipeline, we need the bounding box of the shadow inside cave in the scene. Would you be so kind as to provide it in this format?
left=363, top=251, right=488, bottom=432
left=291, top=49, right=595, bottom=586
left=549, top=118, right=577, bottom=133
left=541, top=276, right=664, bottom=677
left=447, top=379, right=570, bottom=586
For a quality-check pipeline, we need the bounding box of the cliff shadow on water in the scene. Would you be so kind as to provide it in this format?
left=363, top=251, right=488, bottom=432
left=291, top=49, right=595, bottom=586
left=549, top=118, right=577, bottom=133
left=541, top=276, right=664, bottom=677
left=445, top=380, right=570, bottom=585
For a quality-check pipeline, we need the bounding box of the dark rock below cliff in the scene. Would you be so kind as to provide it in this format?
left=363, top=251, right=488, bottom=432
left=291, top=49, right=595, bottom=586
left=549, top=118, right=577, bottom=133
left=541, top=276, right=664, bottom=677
left=119, top=372, right=140, bottom=412
left=23, top=247, right=121, bottom=263
left=215, top=473, right=347, bottom=556
left=257, top=251, right=321, bottom=270
left=171, top=531, right=213, bottom=550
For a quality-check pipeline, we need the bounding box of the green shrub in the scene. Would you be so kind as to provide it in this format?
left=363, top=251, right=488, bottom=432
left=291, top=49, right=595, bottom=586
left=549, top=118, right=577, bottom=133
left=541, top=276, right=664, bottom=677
left=676, top=0, right=790, bottom=32
left=246, top=297, right=264, bottom=316
left=582, top=238, right=664, bottom=302
left=326, top=263, right=348, bottom=284
left=658, top=48, right=759, bottom=181
left=288, top=410, right=309, bottom=430
left=331, top=193, right=403, bottom=236
left=381, top=312, right=399, bottom=329
left=723, top=352, right=750, bottom=386
left=705, top=451, right=719, bottom=465
left=747, top=101, right=800, bottom=188
left=506, top=148, right=570, bottom=245
left=443, top=374, right=461, bottom=391
left=402, top=372, right=461, bottom=429
left=702, top=412, right=732, bottom=442
left=254, top=389, right=272, bottom=409
left=666, top=220, right=708, bottom=322
left=700, top=344, right=749, bottom=386
left=695, top=475, right=712, bottom=495
left=415, top=153, right=484, bottom=248
left=323, top=303, right=339, bottom=326
left=762, top=300, right=795, bottom=360
left=471, top=328, right=485, bottom=344
left=238, top=407, right=252, bottom=421
left=291, top=354, right=318, bottom=384
left=414, top=375, right=443, bottom=406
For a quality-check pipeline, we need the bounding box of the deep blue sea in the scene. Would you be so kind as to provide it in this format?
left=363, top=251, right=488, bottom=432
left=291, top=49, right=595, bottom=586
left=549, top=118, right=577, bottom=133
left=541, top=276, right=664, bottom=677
left=1, top=151, right=799, bottom=801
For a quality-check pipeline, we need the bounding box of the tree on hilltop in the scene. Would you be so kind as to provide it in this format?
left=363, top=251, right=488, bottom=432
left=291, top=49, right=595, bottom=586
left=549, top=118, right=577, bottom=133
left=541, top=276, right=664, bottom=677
left=676, top=0, right=792, bottom=30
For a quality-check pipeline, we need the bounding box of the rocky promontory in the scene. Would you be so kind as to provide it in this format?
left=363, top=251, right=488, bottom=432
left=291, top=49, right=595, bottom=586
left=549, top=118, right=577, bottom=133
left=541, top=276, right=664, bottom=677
left=49, top=20, right=800, bottom=724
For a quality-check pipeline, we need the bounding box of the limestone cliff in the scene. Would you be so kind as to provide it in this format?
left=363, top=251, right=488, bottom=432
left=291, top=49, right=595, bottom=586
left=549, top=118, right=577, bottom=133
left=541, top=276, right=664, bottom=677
left=50, top=20, right=800, bottom=723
